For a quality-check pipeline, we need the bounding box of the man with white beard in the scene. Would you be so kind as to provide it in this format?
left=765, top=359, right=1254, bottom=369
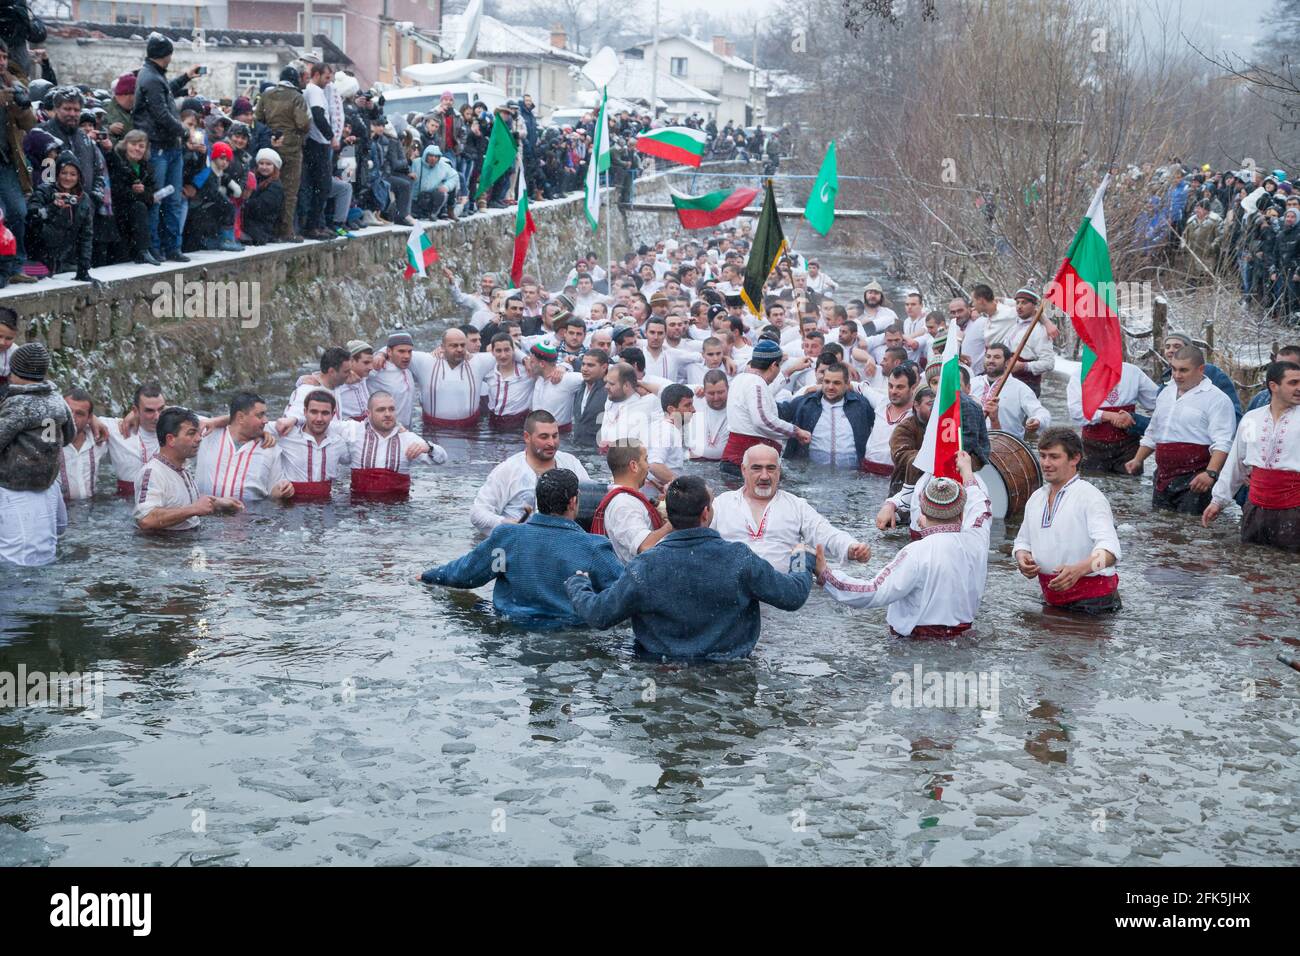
left=711, top=444, right=870, bottom=569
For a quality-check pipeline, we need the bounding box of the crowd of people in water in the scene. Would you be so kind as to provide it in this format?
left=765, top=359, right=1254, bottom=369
left=2, top=219, right=1298, bottom=660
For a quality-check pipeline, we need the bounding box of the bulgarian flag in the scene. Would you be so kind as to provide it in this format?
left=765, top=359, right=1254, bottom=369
left=1046, top=174, right=1123, bottom=418
left=915, top=320, right=963, bottom=480
left=509, top=162, right=536, bottom=288
left=404, top=224, right=437, bottom=279
left=669, top=186, right=758, bottom=229
left=636, top=126, right=707, bottom=167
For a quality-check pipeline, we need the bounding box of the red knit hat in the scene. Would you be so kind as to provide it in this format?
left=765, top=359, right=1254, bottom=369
left=210, top=141, right=234, bottom=162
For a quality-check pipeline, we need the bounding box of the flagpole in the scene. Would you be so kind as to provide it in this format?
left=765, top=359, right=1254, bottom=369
left=991, top=298, right=1046, bottom=400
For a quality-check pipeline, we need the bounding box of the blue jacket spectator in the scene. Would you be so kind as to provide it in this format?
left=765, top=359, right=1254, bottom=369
left=566, top=476, right=813, bottom=660
left=422, top=469, right=623, bottom=628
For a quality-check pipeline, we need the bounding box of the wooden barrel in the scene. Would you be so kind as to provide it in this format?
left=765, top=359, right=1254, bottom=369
left=976, top=430, right=1042, bottom=520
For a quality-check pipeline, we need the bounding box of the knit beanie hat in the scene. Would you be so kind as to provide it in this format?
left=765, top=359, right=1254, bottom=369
left=146, top=33, right=174, bottom=60
left=255, top=147, right=282, bottom=169
left=751, top=339, right=783, bottom=363
left=387, top=332, right=414, bottom=348
left=346, top=340, right=372, bottom=356
left=11, top=342, right=50, bottom=381
left=529, top=342, right=559, bottom=362
left=920, top=477, right=965, bottom=523
left=113, top=73, right=137, bottom=96
left=209, top=141, right=233, bottom=162
left=232, top=96, right=253, bottom=116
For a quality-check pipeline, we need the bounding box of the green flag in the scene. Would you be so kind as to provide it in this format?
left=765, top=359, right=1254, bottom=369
left=804, top=141, right=837, bottom=236
left=584, top=89, right=611, bottom=231
left=740, top=180, right=786, bottom=315
left=475, top=114, right=517, bottom=200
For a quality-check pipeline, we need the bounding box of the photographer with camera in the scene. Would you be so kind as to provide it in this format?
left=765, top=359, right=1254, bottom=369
left=26, top=149, right=92, bottom=282
left=0, top=37, right=35, bottom=285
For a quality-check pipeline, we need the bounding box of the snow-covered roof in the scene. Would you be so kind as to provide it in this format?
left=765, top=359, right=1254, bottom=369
left=606, top=58, right=719, bottom=105
left=441, top=13, right=588, bottom=65
left=630, top=34, right=755, bottom=71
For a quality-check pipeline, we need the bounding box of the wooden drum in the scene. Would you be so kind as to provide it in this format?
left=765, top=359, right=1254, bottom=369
left=976, top=430, right=1042, bottom=520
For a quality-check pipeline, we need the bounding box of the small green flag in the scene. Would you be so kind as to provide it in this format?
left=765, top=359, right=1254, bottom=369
left=475, top=114, right=517, bottom=200
left=740, top=180, right=786, bottom=316
left=804, top=141, right=837, bottom=236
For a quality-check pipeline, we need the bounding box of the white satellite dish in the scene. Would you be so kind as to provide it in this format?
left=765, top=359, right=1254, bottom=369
left=400, top=59, right=491, bottom=85
left=581, top=46, right=620, bottom=90
left=456, top=0, right=483, bottom=60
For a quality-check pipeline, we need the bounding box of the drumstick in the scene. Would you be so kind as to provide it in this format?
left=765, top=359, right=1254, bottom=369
left=991, top=298, right=1046, bottom=400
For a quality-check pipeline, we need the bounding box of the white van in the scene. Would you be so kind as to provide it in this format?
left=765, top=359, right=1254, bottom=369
left=378, top=82, right=507, bottom=121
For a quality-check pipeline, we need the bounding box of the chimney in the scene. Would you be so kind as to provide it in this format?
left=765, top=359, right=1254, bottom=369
left=712, top=34, right=728, bottom=55
left=725, top=41, right=735, bottom=57
left=550, top=23, right=567, bottom=49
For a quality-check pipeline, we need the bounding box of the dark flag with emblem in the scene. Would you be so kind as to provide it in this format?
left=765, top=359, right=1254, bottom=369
left=740, top=179, right=786, bottom=316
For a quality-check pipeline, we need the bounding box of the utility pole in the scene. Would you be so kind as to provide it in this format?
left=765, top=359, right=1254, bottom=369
left=303, top=0, right=314, bottom=59
left=649, top=0, right=660, bottom=120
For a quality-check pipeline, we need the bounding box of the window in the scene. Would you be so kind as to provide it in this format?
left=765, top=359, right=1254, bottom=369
left=297, top=12, right=345, bottom=49
left=506, top=67, right=527, bottom=98
left=236, top=62, right=271, bottom=90
left=670, top=57, right=688, bottom=77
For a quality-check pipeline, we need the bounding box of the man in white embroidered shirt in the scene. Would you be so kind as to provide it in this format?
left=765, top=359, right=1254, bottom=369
left=59, top=388, right=109, bottom=500
left=711, top=444, right=870, bottom=570
left=645, top=384, right=694, bottom=496
left=135, top=407, right=244, bottom=532
left=819, top=451, right=992, bottom=638
left=974, top=343, right=1051, bottom=441
left=195, top=391, right=293, bottom=502
left=1126, top=345, right=1236, bottom=514
left=1014, top=428, right=1122, bottom=614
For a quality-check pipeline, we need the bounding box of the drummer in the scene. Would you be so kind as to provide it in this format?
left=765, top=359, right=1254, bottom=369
left=972, top=344, right=1051, bottom=441
left=1013, top=427, right=1122, bottom=613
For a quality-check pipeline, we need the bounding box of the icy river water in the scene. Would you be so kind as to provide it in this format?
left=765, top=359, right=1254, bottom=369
left=1, top=242, right=1297, bottom=867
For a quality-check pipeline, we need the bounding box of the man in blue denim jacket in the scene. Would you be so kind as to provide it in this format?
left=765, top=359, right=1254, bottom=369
left=566, top=475, right=814, bottom=661
left=421, top=468, right=622, bottom=628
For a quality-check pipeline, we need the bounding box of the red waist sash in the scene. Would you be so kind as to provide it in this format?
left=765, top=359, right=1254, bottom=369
left=350, top=468, right=411, bottom=496
left=891, top=622, right=972, bottom=639
left=721, top=432, right=782, bottom=465
left=1154, top=441, right=1211, bottom=491
left=861, top=459, right=893, bottom=476
left=1082, top=404, right=1136, bottom=444
left=488, top=410, right=530, bottom=430
left=290, top=479, right=332, bottom=501
left=1248, top=467, right=1300, bottom=509
left=422, top=410, right=480, bottom=429
left=116, top=479, right=135, bottom=497
left=1037, top=571, right=1119, bottom=606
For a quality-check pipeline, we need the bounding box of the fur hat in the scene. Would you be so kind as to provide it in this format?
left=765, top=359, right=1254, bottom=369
left=255, top=148, right=282, bottom=169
